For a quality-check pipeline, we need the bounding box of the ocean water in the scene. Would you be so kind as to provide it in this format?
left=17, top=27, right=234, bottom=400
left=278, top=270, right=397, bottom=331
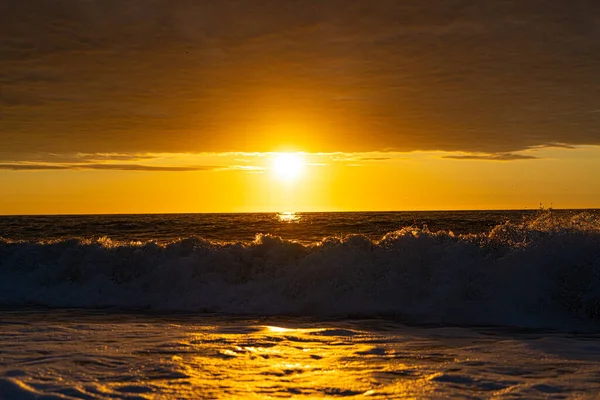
left=1, top=210, right=600, bottom=398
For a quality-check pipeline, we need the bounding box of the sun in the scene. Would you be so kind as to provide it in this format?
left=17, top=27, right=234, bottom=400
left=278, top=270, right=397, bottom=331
left=272, top=153, right=304, bottom=182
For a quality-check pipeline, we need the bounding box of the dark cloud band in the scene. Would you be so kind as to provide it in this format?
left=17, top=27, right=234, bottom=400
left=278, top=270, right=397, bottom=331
left=1, top=0, right=599, bottom=154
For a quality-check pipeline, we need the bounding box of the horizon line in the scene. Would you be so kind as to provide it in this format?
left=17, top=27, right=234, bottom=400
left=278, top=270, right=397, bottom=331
left=1, top=207, right=597, bottom=218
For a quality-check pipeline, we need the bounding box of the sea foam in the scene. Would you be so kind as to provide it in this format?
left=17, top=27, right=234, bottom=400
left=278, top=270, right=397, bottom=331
left=1, top=211, right=599, bottom=329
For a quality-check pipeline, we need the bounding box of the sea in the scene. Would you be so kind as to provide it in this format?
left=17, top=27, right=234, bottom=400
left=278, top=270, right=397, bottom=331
left=1, top=210, right=599, bottom=399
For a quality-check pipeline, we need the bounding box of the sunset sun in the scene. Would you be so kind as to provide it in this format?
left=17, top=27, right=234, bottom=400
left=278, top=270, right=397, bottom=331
left=272, top=153, right=304, bottom=182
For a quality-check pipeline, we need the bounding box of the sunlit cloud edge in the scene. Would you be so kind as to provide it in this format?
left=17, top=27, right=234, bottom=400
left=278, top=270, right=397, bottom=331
left=0, top=144, right=595, bottom=171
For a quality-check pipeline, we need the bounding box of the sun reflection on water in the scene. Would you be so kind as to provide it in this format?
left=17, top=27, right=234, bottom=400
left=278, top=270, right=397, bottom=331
left=263, top=325, right=325, bottom=334
left=164, top=323, right=434, bottom=399
left=277, top=211, right=301, bottom=223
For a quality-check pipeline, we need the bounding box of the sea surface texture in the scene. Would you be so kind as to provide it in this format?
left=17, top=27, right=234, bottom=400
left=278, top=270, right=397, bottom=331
left=1, top=210, right=599, bottom=398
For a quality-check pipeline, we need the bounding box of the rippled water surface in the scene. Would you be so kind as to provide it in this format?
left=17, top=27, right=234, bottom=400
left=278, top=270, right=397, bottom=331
left=0, top=210, right=551, bottom=243
left=1, top=311, right=599, bottom=399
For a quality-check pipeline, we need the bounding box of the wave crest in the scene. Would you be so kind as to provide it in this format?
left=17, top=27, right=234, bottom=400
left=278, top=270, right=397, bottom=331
left=1, top=211, right=600, bottom=329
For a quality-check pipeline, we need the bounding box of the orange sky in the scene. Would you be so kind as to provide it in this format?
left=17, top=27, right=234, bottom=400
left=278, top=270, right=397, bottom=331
left=1, top=146, right=599, bottom=215
left=1, top=1, right=599, bottom=214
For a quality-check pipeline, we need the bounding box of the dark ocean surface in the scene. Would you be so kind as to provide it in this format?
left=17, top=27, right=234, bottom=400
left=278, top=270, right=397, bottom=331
left=0, top=209, right=566, bottom=243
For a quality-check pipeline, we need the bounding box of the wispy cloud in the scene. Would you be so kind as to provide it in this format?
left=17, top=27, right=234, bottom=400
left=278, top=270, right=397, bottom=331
left=443, top=153, right=539, bottom=161
left=0, top=164, right=68, bottom=171
left=0, top=163, right=222, bottom=172
left=527, top=143, right=577, bottom=150
left=360, top=157, right=392, bottom=161
left=225, top=165, right=264, bottom=171
left=72, top=153, right=159, bottom=162
left=0, top=152, right=159, bottom=163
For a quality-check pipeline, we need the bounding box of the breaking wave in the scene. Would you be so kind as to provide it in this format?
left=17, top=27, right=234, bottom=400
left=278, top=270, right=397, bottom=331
left=1, top=211, right=600, bottom=330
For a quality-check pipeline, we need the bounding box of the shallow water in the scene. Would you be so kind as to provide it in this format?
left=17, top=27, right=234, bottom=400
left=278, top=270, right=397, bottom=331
left=0, top=310, right=599, bottom=399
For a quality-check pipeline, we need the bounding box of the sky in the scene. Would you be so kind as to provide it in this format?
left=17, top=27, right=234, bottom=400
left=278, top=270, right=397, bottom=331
left=1, top=0, right=600, bottom=214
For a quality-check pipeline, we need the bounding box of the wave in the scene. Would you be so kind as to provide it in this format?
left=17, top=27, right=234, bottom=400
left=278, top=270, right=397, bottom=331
left=1, top=211, right=600, bottom=330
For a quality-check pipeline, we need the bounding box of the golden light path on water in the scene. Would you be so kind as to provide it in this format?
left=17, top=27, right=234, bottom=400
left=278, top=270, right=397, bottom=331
left=277, top=211, right=301, bottom=223
left=2, top=313, right=600, bottom=398
left=163, top=324, right=434, bottom=399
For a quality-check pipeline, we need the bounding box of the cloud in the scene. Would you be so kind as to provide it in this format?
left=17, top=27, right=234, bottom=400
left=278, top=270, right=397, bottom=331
left=528, top=143, right=577, bottom=150
left=360, top=157, right=392, bottom=161
left=225, top=165, right=265, bottom=171
left=0, top=164, right=68, bottom=171
left=81, top=164, right=221, bottom=172
left=77, top=154, right=157, bottom=162
left=0, top=70, right=60, bottom=84
left=1, top=0, right=600, bottom=154
left=0, top=152, right=160, bottom=163
left=0, top=163, right=221, bottom=172
left=443, top=153, right=539, bottom=161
